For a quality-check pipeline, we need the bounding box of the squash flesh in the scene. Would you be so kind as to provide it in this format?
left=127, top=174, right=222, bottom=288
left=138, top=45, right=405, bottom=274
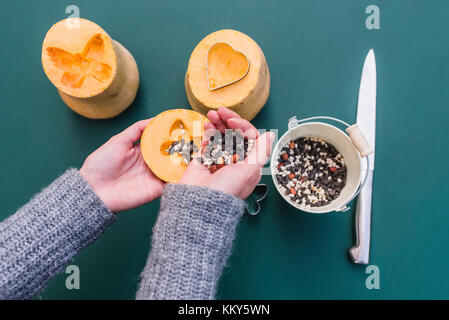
left=207, top=42, right=249, bottom=90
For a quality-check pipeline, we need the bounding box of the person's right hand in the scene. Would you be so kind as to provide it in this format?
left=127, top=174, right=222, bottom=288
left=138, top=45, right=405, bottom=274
left=180, top=108, right=275, bottom=199
left=80, top=119, right=165, bottom=213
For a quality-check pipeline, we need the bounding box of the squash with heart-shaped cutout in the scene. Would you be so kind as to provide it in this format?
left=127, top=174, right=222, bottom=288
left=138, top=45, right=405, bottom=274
left=42, top=18, right=139, bottom=119
left=186, top=29, right=270, bottom=121
left=141, top=109, right=208, bottom=183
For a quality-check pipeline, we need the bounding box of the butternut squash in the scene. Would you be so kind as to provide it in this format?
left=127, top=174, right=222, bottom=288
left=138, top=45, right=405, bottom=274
left=42, top=18, right=139, bottom=119
left=185, top=29, right=270, bottom=121
left=141, top=109, right=208, bottom=183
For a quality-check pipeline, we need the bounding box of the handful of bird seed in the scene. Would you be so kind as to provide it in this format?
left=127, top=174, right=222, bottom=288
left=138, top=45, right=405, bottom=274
left=166, top=138, right=200, bottom=165
left=200, top=130, right=255, bottom=173
left=165, top=129, right=254, bottom=172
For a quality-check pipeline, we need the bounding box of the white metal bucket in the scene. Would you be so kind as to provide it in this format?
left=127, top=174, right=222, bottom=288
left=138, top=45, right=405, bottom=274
left=271, top=116, right=371, bottom=214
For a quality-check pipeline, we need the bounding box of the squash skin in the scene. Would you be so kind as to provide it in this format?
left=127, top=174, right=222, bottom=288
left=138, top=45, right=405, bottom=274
left=42, top=19, right=139, bottom=119
left=185, top=29, right=270, bottom=121
left=141, top=109, right=208, bottom=183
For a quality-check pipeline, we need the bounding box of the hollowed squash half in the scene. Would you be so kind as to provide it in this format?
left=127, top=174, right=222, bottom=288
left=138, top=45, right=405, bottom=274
left=141, top=109, right=208, bottom=183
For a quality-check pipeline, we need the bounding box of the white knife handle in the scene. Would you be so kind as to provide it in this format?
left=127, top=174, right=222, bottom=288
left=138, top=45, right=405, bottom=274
left=349, top=170, right=373, bottom=264
left=346, top=124, right=373, bottom=157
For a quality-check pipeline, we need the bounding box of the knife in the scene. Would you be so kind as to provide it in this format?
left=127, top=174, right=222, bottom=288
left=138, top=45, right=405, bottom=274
left=349, top=49, right=377, bottom=265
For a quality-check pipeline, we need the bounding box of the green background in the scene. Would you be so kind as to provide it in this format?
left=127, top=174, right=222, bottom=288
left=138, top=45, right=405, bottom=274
left=1, top=0, right=448, bottom=299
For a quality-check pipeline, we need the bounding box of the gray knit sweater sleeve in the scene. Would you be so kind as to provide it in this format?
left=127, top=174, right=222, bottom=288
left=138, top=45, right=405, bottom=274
left=0, top=169, right=116, bottom=300
left=136, top=183, right=246, bottom=300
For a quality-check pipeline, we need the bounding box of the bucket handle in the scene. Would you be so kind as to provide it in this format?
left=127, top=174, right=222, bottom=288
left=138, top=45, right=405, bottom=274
left=288, top=116, right=371, bottom=213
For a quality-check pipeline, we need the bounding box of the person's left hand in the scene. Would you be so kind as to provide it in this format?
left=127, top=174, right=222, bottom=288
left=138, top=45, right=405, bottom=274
left=80, top=119, right=165, bottom=213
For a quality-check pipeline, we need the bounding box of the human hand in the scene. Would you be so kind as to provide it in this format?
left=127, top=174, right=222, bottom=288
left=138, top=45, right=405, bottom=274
left=180, top=108, right=275, bottom=199
left=80, top=119, right=165, bottom=213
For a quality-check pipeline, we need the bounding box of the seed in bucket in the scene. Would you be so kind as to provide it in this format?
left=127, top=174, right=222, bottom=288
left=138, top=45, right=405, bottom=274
left=200, top=129, right=254, bottom=173
left=275, top=137, right=347, bottom=209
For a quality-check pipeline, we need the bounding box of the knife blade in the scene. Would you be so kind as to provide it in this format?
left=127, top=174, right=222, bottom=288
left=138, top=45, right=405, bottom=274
left=349, top=49, right=376, bottom=264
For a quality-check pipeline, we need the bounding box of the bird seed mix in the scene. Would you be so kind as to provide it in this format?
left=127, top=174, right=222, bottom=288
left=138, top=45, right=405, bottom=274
left=165, top=138, right=200, bottom=165
left=165, top=129, right=254, bottom=173
left=275, top=137, right=347, bottom=208
left=200, top=130, right=254, bottom=173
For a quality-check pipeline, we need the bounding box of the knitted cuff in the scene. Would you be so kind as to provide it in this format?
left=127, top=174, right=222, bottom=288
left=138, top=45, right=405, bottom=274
left=0, top=168, right=116, bottom=300
left=136, top=183, right=246, bottom=300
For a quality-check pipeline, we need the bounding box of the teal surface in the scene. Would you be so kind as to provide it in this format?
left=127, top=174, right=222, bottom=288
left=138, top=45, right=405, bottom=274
left=1, top=0, right=448, bottom=299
